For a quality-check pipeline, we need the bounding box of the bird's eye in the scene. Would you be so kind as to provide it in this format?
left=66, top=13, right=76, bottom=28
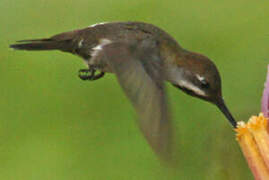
left=200, top=79, right=210, bottom=89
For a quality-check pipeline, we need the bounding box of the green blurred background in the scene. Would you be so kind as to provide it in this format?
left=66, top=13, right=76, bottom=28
left=1, top=0, right=269, bottom=179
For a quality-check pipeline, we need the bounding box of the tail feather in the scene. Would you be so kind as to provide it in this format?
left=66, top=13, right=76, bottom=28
left=10, top=39, right=73, bottom=52
left=16, top=38, right=52, bottom=43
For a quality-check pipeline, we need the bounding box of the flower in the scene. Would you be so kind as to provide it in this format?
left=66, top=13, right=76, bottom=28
left=262, top=65, right=269, bottom=118
left=236, top=65, right=269, bottom=180
left=236, top=114, right=269, bottom=179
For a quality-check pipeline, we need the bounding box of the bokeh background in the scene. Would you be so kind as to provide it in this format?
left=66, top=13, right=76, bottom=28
left=1, top=0, right=269, bottom=179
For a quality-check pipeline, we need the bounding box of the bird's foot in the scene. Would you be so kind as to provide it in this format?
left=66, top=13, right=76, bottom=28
left=78, top=68, right=105, bottom=81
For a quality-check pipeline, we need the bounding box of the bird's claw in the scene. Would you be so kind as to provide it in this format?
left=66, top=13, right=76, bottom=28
left=78, top=68, right=105, bottom=81
left=78, top=69, right=92, bottom=80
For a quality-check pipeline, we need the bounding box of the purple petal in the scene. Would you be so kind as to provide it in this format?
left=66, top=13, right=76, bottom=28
left=262, top=65, right=269, bottom=118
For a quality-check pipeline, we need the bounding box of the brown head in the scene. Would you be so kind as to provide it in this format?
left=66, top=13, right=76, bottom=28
left=172, top=51, right=237, bottom=127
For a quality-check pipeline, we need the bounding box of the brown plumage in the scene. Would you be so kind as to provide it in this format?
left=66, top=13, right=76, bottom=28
left=10, top=21, right=237, bottom=162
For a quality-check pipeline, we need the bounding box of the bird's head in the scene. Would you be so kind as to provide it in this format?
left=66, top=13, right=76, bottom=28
left=172, top=51, right=237, bottom=127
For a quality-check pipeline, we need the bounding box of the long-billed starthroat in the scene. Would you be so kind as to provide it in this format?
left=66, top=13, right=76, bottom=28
left=10, top=21, right=237, bottom=161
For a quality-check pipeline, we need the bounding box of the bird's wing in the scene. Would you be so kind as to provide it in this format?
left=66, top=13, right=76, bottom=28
left=96, top=40, right=172, bottom=161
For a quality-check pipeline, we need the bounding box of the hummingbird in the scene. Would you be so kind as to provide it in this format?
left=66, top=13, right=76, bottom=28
left=10, top=21, right=237, bottom=161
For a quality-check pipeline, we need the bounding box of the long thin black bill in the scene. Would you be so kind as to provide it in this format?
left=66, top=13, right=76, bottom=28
left=216, top=99, right=237, bottom=128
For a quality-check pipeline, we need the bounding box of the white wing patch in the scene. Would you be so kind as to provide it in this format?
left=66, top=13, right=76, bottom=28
left=91, top=38, right=112, bottom=57
left=78, top=39, right=84, bottom=48
left=178, top=79, right=206, bottom=96
left=88, top=22, right=108, bottom=28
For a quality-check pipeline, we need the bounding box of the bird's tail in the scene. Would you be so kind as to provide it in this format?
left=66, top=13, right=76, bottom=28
left=9, top=38, right=74, bottom=52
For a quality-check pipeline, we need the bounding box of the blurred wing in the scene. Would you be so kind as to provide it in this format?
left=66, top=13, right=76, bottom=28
left=100, top=41, right=172, bottom=161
